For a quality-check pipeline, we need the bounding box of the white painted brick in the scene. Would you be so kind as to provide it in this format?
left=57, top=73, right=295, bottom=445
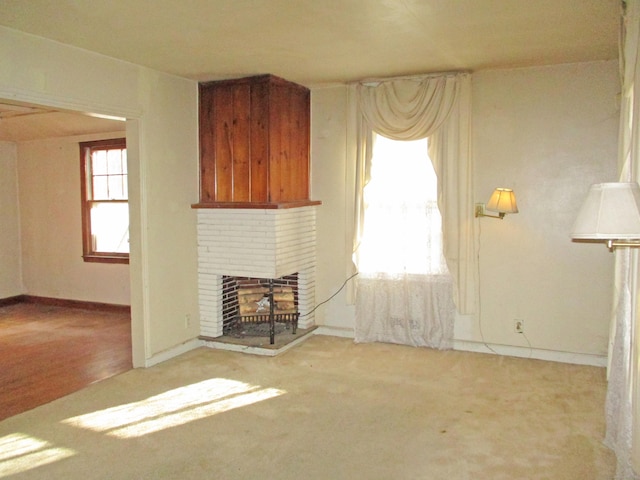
left=196, top=206, right=319, bottom=337
left=199, top=315, right=219, bottom=325
left=198, top=293, right=220, bottom=301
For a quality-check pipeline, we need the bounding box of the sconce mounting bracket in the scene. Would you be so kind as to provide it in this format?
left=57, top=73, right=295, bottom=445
left=475, top=203, right=505, bottom=220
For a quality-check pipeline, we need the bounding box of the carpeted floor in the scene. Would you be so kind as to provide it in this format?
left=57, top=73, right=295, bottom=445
left=0, top=335, right=615, bottom=479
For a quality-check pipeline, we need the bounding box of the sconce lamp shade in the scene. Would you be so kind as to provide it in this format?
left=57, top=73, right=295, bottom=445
left=486, top=188, right=518, bottom=214
left=572, top=182, right=640, bottom=240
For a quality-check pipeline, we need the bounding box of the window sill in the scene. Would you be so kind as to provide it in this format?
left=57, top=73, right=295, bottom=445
left=82, top=254, right=129, bottom=265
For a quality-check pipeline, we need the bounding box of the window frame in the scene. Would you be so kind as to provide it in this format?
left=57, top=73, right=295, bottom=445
left=79, top=138, right=129, bottom=264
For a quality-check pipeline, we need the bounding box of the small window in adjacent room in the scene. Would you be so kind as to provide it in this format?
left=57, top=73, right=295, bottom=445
left=79, top=138, right=129, bottom=264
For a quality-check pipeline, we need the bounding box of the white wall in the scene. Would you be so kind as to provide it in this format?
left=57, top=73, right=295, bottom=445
left=311, top=60, right=619, bottom=361
left=0, top=141, right=23, bottom=298
left=470, top=61, right=619, bottom=358
left=0, top=26, right=200, bottom=366
left=310, top=85, right=356, bottom=334
left=16, top=132, right=130, bottom=305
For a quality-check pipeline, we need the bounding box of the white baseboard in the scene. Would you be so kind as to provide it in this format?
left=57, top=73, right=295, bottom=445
left=140, top=331, right=606, bottom=368
left=144, top=338, right=203, bottom=367
left=314, top=325, right=356, bottom=339
left=453, top=339, right=607, bottom=367
left=314, top=327, right=606, bottom=367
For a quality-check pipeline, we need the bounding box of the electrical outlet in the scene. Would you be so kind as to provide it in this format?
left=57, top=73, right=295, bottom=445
left=185, top=314, right=191, bottom=328
left=514, top=319, right=524, bottom=334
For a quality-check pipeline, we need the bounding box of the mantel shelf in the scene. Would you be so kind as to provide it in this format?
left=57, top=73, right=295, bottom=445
left=191, top=200, right=322, bottom=210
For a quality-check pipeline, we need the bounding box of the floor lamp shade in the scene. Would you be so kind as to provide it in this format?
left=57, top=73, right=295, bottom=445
left=572, top=182, right=640, bottom=240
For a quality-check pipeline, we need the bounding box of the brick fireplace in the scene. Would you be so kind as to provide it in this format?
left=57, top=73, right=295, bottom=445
left=193, top=74, right=320, bottom=345
left=196, top=206, right=318, bottom=341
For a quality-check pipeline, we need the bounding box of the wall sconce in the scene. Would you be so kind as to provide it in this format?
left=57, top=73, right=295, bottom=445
left=572, top=182, right=640, bottom=252
left=475, top=188, right=519, bottom=220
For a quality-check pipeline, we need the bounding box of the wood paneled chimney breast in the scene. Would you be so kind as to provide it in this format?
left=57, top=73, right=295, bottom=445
left=193, top=74, right=320, bottom=209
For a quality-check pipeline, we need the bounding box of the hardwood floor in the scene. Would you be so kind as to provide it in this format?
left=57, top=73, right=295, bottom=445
left=0, top=302, right=132, bottom=421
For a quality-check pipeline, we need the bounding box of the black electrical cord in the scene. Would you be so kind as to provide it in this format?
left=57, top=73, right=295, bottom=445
left=299, top=272, right=359, bottom=317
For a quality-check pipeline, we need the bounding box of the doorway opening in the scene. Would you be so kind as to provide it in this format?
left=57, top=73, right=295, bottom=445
left=0, top=99, right=139, bottom=418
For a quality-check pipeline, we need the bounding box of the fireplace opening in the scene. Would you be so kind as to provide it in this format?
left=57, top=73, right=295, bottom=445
left=222, top=274, right=299, bottom=344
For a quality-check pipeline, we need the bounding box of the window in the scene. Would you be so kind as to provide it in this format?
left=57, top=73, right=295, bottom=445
left=80, top=138, right=129, bottom=264
left=357, top=134, right=447, bottom=276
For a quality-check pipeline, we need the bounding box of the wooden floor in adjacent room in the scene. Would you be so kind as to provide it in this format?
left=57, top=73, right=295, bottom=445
left=0, top=302, right=132, bottom=421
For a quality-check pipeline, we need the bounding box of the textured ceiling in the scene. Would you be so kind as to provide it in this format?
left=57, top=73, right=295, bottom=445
left=0, top=0, right=620, bottom=86
left=0, top=0, right=621, bottom=141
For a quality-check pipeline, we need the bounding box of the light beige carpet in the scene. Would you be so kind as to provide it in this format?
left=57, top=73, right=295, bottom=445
left=0, top=335, right=615, bottom=479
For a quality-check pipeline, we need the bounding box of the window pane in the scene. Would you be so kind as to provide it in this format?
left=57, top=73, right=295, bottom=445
left=89, top=202, right=129, bottom=254
left=107, top=174, right=127, bottom=200
left=92, top=150, right=108, bottom=175
left=121, top=150, right=127, bottom=175
left=107, top=149, right=124, bottom=175
left=92, top=176, right=109, bottom=200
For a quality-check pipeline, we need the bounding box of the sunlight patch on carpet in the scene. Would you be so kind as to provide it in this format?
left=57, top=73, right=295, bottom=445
left=62, top=378, right=285, bottom=438
left=0, top=433, right=75, bottom=478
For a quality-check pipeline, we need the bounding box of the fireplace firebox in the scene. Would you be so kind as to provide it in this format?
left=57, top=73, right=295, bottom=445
left=222, top=274, right=299, bottom=344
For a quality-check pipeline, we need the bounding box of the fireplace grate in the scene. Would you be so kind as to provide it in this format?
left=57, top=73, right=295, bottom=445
left=222, top=274, right=299, bottom=344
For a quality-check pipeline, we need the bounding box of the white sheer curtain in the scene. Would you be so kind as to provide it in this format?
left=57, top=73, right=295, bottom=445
left=606, top=1, right=640, bottom=478
left=352, top=72, right=474, bottom=349
left=356, top=275, right=455, bottom=349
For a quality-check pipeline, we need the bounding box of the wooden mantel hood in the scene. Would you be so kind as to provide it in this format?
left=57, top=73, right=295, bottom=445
left=194, top=74, right=320, bottom=209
